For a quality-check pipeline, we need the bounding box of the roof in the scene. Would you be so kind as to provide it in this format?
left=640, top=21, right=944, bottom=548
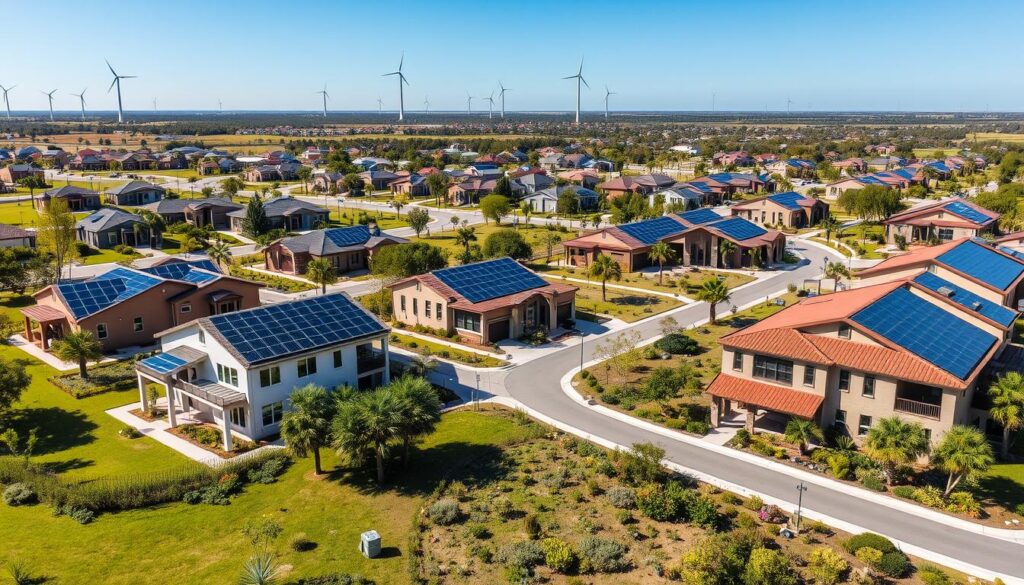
left=42, top=185, right=97, bottom=199
left=674, top=208, right=722, bottom=226
left=201, top=293, right=388, bottom=367
left=0, top=224, right=33, bottom=240
left=615, top=215, right=688, bottom=246
left=140, top=259, right=221, bottom=285
left=885, top=199, right=998, bottom=228
left=105, top=180, right=165, bottom=196
left=911, top=271, right=1017, bottom=328
left=277, top=225, right=407, bottom=256
left=143, top=197, right=242, bottom=215
left=20, top=304, right=67, bottom=322
left=55, top=267, right=164, bottom=320
left=707, top=374, right=824, bottom=419
left=936, top=239, right=1024, bottom=291
left=75, top=208, right=144, bottom=232
left=432, top=257, right=550, bottom=303
left=227, top=196, right=328, bottom=219
left=137, top=345, right=207, bottom=375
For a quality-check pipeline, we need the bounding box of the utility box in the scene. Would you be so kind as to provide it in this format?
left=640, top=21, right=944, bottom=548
left=359, top=530, right=381, bottom=558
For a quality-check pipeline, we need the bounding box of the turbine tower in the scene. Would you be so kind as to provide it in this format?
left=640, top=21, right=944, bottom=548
left=71, top=88, right=87, bottom=120
left=376, top=96, right=383, bottom=115
left=152, top=98, right=157, bottom=112
left=604, top=86, right=616, bottom=119
left=1, top=85, right=16, bottom=119
left=484, top=92, right=495, bottom=119
left=498, top=82, right=510, bottom=119
left=465, top=92, right=474, bottom=114
left=105, top=59, right=136, bottom=123
left=423, top=96, right=430, bottom=113
left=218, top=99, right=223, bottom=113
left=382, top=53, right=408, bottom=121
left=562, top=58, right=589, bottom=125
left=316, top=85, right=329, bottom=118
left=41, top=89, right=57, bottom=121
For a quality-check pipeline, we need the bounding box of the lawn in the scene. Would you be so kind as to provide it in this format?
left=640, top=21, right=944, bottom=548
left=389, top=332, right=508, bottom=368
left=76, top=246, right=143, bottom=266
left=555, top=278, right=685, bottom=323
left=330, top=208, right=409, bottom=231
left=836, top=223, right=888, bottom=259
left=411, top=223, right=571, bottom=263
left=531, top=264, right=754, bottom=296
left=0, top=199, right=40, bottom=226
left=978, top=462, right=1024, bottom=516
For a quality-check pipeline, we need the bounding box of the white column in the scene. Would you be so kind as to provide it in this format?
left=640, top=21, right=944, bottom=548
left=137, top=373, right=148, bottom=411
left=221, top=410, right=233, bottom=452
left=381, top=338, right=391, bottom=384
left=165, top=379, right=177, bottom=427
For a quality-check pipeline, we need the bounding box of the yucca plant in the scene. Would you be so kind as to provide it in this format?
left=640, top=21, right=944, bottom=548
left=238, top=553, right=279, bottom=585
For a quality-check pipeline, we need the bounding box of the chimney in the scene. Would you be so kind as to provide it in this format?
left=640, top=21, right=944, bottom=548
left=367, top=220, right=380, bottom=236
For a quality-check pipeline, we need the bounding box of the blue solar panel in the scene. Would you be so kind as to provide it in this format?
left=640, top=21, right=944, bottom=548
left=768, top=192, right=805, bottom=211
left=851, top=287, right=997, bottom=379
left=708, top=217, right=767, bottom=241
left=207, top=293, right=386, bottom=365
left=938, top=240, right=1024, bottom=290
left=913, top=272, right=1017, bottom=327
left=139, top=353, right=188, bottom=374
left=434, top=257, right=548, bottom=303
left=58, top=268, right=163, bottom=319
left=677, top=208, right=721, bottom=225
left=616, top=216, right=686, bottom=245
left=943, top=201, right=992, bottom=225
left=997, top=246, right=1024, bottom=261
left=142, top=262, right=220, bottom=284
left=324, top=225, right=372, bottom=247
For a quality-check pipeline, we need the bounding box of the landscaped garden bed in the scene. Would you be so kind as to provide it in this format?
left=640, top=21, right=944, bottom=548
left=228, top=264, right=316, bottom=292
left=389, top=333, right=508, bottom=368
left=50, top=359, right=137, bottom=398
left=169, top=423, right=258, bottom=457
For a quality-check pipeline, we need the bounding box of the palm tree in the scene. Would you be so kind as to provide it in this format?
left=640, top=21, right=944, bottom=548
left=695, top=278, right=731, bottom=324
left=304, top=259, right=337, bottom=294
left=332, top=387, right=404, bottom=483
left=864, top=416, right=930, bottom=486
left=139, top=209, right=166, bottom=248
left=824, top=261, right=850, bottom=289
left=238, top=553, right=279, bottom=585
left=588, top=254, right=622, bottom=301
left=931, top=425, right=994, bottom=497
left=784, top=418, right=824, bottom=455
left=206, top=240, right=233, bottom=270
left=279, top=384, right=336, bottom=475
left=51, top=331, right=103, bottom=379
left=989, top=372, right=1024, bottom=460
left=647, top=242, right=676, bottom=285
left=520, top=201, right=532, bottom=226
left=819, top=215, right=839, bottom=244
left=718, top=239, right=736, bottom=268
left=392, top=375, right=442, bottom=470
left=390, top=193, right=409, bottom=218
left=454, top=226, right=477, bottom=254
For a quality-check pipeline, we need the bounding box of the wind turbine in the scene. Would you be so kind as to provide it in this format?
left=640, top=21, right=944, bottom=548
left=465, top=92, right=474, bottom=114
left=71, top=88, right=87, bottom=120
left=786, top=96, right=792, bottom=114
left=376, top=96, right=383, bottom=115
left=41, top=89, right=57, bottom=121
left=152, top=98, right=157, bottom=112
left=498, top=82, right=510, bottom=118
left=1, top=85, right=16, bottom=119
left=562, top=57, right=589, bottom=125
left=105, top=59, right=136, bottom=123
left=423, top=96, right=430, bottom=113
left=484, top=92, right=495, bottom=119
left=604, top=86, right=616, bottom=119
left=218, top=99, right=223, bottom=113
left=316, top=85, right=329, bottom=118
left=382, top=53, right=408, bottom=121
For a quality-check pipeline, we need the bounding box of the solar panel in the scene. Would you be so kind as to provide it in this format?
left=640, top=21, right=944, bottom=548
left=708, top=217, right=767, bottom=241
left=938, top=240, right=1024, bottom=290
left=324, top=225, right=372, bottom=247
left=433, top=257, right=548, bottom=303
left=851, top=287, right=996, bottom=379
left=59, top=268, right=163, bottom=319
left=997, top=246, right=1024, bottom=261
left=139, top=352, right=188, bottom=374
left=677, top=208, right=721, bottom=225
left=207, top=294, right=386, bottom=365
left=616, top=216, right=686, bottom=245
left=768, top=192, right=805, bottom=211
left=913, top=271, right=1017, bottom=327
left=142, top=262, right=220, bottom=284
left=943, top=201, right=992, bottom=225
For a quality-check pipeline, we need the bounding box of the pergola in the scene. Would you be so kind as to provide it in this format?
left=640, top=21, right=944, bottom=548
left=20, top=304, right=69, bottom=350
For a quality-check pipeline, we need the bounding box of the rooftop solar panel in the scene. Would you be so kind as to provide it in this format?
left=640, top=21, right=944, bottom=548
left=943, top=201, right=992, bottom=225
left=997, top=246, right=1024, bottom=261
left=207, top=293, right=386, bottom=365
left=324, top=225, right=373, bottom=247
left=913, top=271, right=1017, bottom=328
left=59, top=268, right=163, bottom=319
left=616, top=216, right=686, bottom=245
left=677, top=208, right=721, bottom=225
left=937, top=240, right=1024, bottom=290
left=142, top=262, right=220, bottom=284
left=851, top=287, right=996, bottom=380
left=139, top=352, right=188, bottom=374
left=708, top=217, right=767, bottom=241
left=433, top=257, right=548, bottom=303
left=768, top=191, right=805, bottom=211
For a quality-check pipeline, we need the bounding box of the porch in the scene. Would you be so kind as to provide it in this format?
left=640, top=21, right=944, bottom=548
left=707, top=374, right=824, bottom=432
left=20, top=304, right=69, bottom=351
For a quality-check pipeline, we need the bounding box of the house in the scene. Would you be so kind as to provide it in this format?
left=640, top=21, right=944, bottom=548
left=448, top=177, right=497, bottom=206
left=824, top=170, right=915, bottom=200
left=515, top=172, right=555, bottom=194
left=563, top=209, right=787, bottom=271
left=649, top=187, right=704, bottom=212
left=0, top=224, right=35, bottom=248
left=556, top=169, right=601, bottom=189
left=522, top=186, right=599, bottom=214
left=882, top=199, right=998, bottom=245
left=867, top=156, right=906, bottom=171
left=707, top=279, right=1013, bottom=443
left=104, top=180, right=166, bottom=206
left=712, top=151, right=755, bottom=167
left=730, top=192, right=830, bottom=229
left=597, top=174, right=677, bottom=199
left=134, top=293, right=390, bottom=450
left=244, top=162, right=300, bottom=182
left=0, top=163, right=44, bottom=184
left=22, top=260, right=263, bottom=353
left=767, top=158, right=817, bottom=178
left=389, top=173, right=429, bottom=196
left=352, top=157, right=393, bottom=171
left=142, top=197, right=243, bottom=230
left=76, top=208, right=151, bottom=249
left=359, top=170, right=399, bottom=190
left=312, top=171, right=344, bottom=193
left=35, top=185, right=101, bottom=212
left=539, top=154, right=566, bottom=171
left=228, top=195, right=329, bottom=232
left=264, top=223, right=407, bottom=275
left=391, top=257, right=577, bottom=345
left=40, top=148, right=69, bottom=168
left=833, top=158, right=867, bottom=175
left=677, top=173, right=770, bottom=205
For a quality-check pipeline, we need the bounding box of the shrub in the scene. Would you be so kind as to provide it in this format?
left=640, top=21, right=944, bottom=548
left=635, top=483, right=681, bottom=522
left=290, top=532, right=316, bottom=552
left=542, top=537, right=578, bottom=574
left=290, top=575, right=374, bottom=585
left=492, top=497, right=515, bottom=519
left=427, top=499, right=462, bottom=526
left=683, top=492, right=719, bottom=528
left=1015, top=503, right=1024, bottom=517
left=890, top=485, right=915, bottom=499
left=3, top=482, right=36, bottom=506
left=807, top=547, right=848, bottom=585
left=744, top=548, right=797, bottom=585
left=605, top=485, right=636, bottom=509
left=617, top=442, right=665, bottom=486
left=494, top=540, right=544, bottom=570
left=842, top=533, right=896, bottom=554
left=918, top=564, right=953, bottom=585
left=854, top=546, right=883, bottom=566
left=720, top=492, right=742, bottom=505
left=685, top=420, right=710, bottom=435
left=912, top=486, right=945, bottom=508
left=118, top=425, right=142, bottom=439
left=874, top=551, right=910, bottom=578
left=861, top=474, right=885, bottom=492
left=54, top=503, right=95, bottom=525
left=524, top=513, right=542, bottom=539
left=731, top=428, right=752, bottom=448
left=743, top=495, right=764, bottom=511
left=465, top=524, right=490, bottom=539
left=758, top=504, right=788, bottom=524
left=654, top=332, right=699, bottom=355
left=827, top=454, right=851, bottom=480
left=577, top=536, right=629, bottom=573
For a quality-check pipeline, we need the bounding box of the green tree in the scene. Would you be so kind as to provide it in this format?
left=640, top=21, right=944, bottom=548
left=744, top=548, right=797, bottom=585
left=480, top=194, right=511, bottom=225
left=304, top=259, right=337, bottom=294
left=695, top=278, right=730, bottom=324
left=426, top=172, right=449, bottom=207
left=806, top=547, right=848, bottom=585
left=51, top=330, right=103, bottom=379
left=220, top=176, right=244, bottom=198
left=493, top=175, right=513, bottom=198
left=296, top=166, right=313, bottom=194
left=0, top=356, right=30, bottom=414
left=556, top=190, right=580, bottom=217
left=280, top=384, right=337, bottom=475
left=37, top=199, right=78, bottom=283
left=392, top=375, right=442, bottom=470
left=647, top=242, right=676, bottom=284
left=241, top=193, right=269, bottom=239
left=588, top=254, right=622, bottom=301
left=370, top=243, right=449, bottom=278
left=389, top=192, right=409, bottom=218
left=342, top=173, right=365, bottom=197
left=406, top=207, right=430, bottom=237
left=864, top=416, right=930, bottom=486
left=520, top=201, right=532, bottom=225
left=482, top=229, right=532, bottom=260
left=824, top=262, right=850, bottom=288
left=718, top=239, right=736, bottom=268
left=332, top=386, right=404, bottom=483
left=784, top=418, right=824, bottom=455
left=988, top=371, right=1024, bottom=460
left=819, top=214, right=839, bottom=243
left=206, top=240, right=233, bottom=270
left=139, top=209, right=167, bottom=248
left=454, top=225, right=477, bottom=254
left=542, top=232, right=562, bottom=263
left=931, top=425, right=994, bottom=497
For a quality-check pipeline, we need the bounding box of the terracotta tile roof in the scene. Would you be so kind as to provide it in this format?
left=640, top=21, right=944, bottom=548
left=722, top=328, right=831, bottom=365
left=806, top=334, right=965, bottom=389
left=399, top=272, right=577, bottom=313
left=855, top=239, right=962, bottom=277
left=20, top=304, right=68, bottom=322
left=707, top=374, right=824, bottom=419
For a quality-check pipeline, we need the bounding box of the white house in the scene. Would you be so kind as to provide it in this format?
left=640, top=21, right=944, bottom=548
left=135, top=293, right=391, bottom=451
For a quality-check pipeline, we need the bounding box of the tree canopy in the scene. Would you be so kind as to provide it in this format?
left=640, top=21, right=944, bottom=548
left=836, top=185, right=903, bottom=221
left=370, top=243, right=450, bottom=278
left=480, top=194, right=511, bottom=224
left=482, top=229, right=533, bottom=260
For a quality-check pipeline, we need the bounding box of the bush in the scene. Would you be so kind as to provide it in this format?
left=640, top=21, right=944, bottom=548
left=494, top=540, right=544, bottom=570
left=427, top=498, right=462, bottom=526
left=890, top=485, right=915, bottom=499
left=827, top=454, right=851, bottom=480
left=3, top=482, right=36, bottom=506
left=290, top=574, right=374, bottom=585
left=912, top=485, right=945, bottom=508
left=744, top=548, right=797, bottom=585
left=945, top=491, right=982, bottom=517
left=861, top=474, right=885, bottom=492
left=842, top=533, right=896, bottom=554
left=54, top=503, right=95, bottom=524
left=577, top=536, right=629, bottom=573
left=542, top=537, right=578, bottom=574
left=743, top=495, right=764, bottom=511
left=874, top=551, right=910, bottom=578
left=684, top=492, right=719, bottom=528
left=465, top=524, right=490, bottom=539
left=918, top=564, right=953, bottom=585
left=854, top=546, right=883, bottom=566
left=524, top=513, right=542, bottom=539
left=685, top=420, right=710, bottom=435
left=731, top=428, right=752, bottom=448
left=605, top=485, right=636, bottom=509
left=807, top=547, right=848, bottom=585
left=635, top=483, right=681, bottom=522
left=654, top=333, right=699, bottom=355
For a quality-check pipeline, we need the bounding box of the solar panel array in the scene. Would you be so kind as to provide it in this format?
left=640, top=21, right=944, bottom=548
left=938, top=240, right=1024, bottom=290
left=139, top=352, right=188, bottom=374
left=913, top=271, right=1017, bottom=327
left=142, top=262, right=220, bottom=284
left=943, top=201, right=992, bottom=225
left=616, top=216, right=686, bottom=245
left=997, top=246, right=1024, bottom=261
left=768, top=191, right=805, bottom=211
left=851, top=287, right=996, bottom=380
left=708, top=217, right=767, bottom=241
left=207, top=294, right=386, bottom=365
left=324, top=225, right=373, bottom=248
left=59, top=268, right=162, bottom=319
left=677, top=208, right=721, bottom=225
left=434, top=257, right=548, bottom=303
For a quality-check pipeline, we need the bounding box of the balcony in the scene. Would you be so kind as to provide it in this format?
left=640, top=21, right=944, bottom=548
left=894, top=397, right=941, bottom=420
left=356, top=349, right=386, bottom=374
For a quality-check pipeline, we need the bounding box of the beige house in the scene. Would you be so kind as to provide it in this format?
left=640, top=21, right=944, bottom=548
left=730, top=192, right=829, bottom=229
left=882, top=199, right=999, bottom=245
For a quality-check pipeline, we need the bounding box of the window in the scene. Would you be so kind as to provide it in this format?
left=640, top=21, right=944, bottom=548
left=133, top=317, right=144, bottom=332
left=938, top=228, right=954, bottom=241
left=333, top=350, right=343, bottom=368
left=259, top=366, right=280, bottom=388
left=803, top=366, right=815, bottom=387
left=216, top=363, right=238, bottom=387
left=96, top=323, right=108, bottom=339
left=180, top=303, right=191, bottom=314
left=858, top=415, right=872, bottom=436
left=752, top=355, right=793, bottom=385
left=436, top=302, right=442, bottom=320
left=454, top=310, right=481, bottom=333
left=835, top=409, right=847, bottom=428
left=262, top=402, right=284, bottom=426
left=732, top=351, right=743, bottom=371
left=400, top=295, right=406, bottom=312
left=425, top=301, right=431, bottom=318
left=838, top=323, right=851, bottom=339
left=297, top=356, right=317, bottom=378
left=229, top=407, right=246, bottom=428
left=107, top=232, right=118, bottom=245
left=863, top=375, right=875, bottom=398
left=198, top=330, right=205, bottom=344
left=412, top=298, right=418, bottom=316
left=838, top=370, right=850, bottom=392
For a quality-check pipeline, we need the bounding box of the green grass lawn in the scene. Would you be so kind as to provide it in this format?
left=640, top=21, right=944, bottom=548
left=77, top=246, right=141, bottom=266
left=837, top=223, right=887, bottom=259
left=531, top=264, right=754, bottom=295
left=978, top=463, right=1024, bottom=514
left=557, top=278, right=685, bottom=322
left=330, top=208, right=409, bottom=231
left=0, top=199, right=40, bottom=226
left=411, top=223, right=570, bottom=263
left=389, top=332, right=508, bottom=367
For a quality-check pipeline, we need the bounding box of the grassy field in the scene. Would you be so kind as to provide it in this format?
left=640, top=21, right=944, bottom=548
left=556, top=278, right=685, bottom=323
left=970, top=132, right=1024, bottom=144
left=330, top=208, right=409, bottom=231
left=411, top=223, right=570, bottom=263
left=389, top=332, right=508, bottom=368
left=532, top=264, right=754, bottom=296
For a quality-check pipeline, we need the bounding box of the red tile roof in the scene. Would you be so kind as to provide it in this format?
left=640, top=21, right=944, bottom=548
left=707, top=374, right=824, bottom=419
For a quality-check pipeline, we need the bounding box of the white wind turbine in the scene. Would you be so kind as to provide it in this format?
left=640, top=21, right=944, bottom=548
left=105, top=59, right=136, bottom=123
left=41, top=89, right=57, bottom=121
left=484, top=92, right=495, bottom=119
left=604, top=86, right=616, bottom=119
left=376, top=96, right=383, bottom=115
left=1, top=85, right=16, bottom=119
left=71, top=88, right=87, bottom=120
left=316, top=85, right=329, bottom=118
left=423, top=96, right=430, bottom=113
left=498, top=82, right=510, bottom=118
left=563, top=57, right=589, bottom=125
left=465, top=92, right=474, bottom=114
left=382, top=53, right=409, bottom=121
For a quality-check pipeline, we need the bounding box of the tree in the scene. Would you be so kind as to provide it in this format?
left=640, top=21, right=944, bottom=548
left=482, top=229, right=532, bottom=260
left=931, top=425, right=994, bottom=497
left=784, top=418, right=824, bottom=455
left=824, top=262, right=850, bottom=288
left=542, top=232, right=562, bottom=263
left=647, top=242, right=676, bottom=284
left=220, top=176, right=244, bottom=197
left=989, top=371, right=1024, bottom=460
left=695, top=278, right=730, bottom=324
left=36, top=199, right=78, bottom=283
left=241, top=193, right=269, bottom=239
left=392, top=375, right=442, bottom=470
left=17, top=175, right=47, bottom=202
left=744, top=548, right=797, bottom=585
left=389, top=192, right=409, bottom=218
left=51, top=330, right=103, bottom=379
left=370, top=243, right=449, bottom=278
left=426, top=172, right=449, bottom=207
left=280, top=384, right=337, bottom=475
left=0, top=356, right=29, bottom=414
left=520, top=201, right=532, bottom=225
left=296, top=166, right=313, bottom=194
left=206, top=240, right=232, bottom=270
left=975, top=183, right=1023, bottom=216
left=139, top=209, right=166, bottom=248
left=819, top=214, right=839, bottom=244
left=342, top=173, right=365, bottom=197
left=454, top=225, right=477, bottom=254
left=556, top=190, right=580, bottom=218
left=609, top=192, right=651, bottom=224
left=806, top=547, right=848, bottom=585
left=332, top=386, right=404, bottom=483
left=480, top=194, right=511, bottom=225
left=718, top=239, right=736, bottom=269
left=304, top=259, right=337, bottom=294
left=406, top=207, right=430, bottom=237
left=864, top=416, right=930, bottom=486
left=588, top=254, right=621, bottom=301
left=493, top=175, right=513, bottom=198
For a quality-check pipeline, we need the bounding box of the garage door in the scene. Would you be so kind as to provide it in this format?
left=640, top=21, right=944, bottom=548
left=557, top=302, right=572, bottom=325
left=488, top=319, right=510, bottom=342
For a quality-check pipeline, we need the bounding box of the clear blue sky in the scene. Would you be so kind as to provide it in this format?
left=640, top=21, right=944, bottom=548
left=7, top=0, right=1023, bottom=113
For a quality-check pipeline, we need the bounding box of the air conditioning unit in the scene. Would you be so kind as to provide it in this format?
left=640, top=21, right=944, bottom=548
left=359, top=530, right=381, bottom=558
left=936, top=286, right=955, bottom=297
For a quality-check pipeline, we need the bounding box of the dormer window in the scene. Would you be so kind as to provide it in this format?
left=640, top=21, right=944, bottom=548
left=838, top=324, right=851, bottom=339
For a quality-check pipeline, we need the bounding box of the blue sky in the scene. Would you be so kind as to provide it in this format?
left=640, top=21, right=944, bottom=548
left=6, top=0, right=1023, bottom=113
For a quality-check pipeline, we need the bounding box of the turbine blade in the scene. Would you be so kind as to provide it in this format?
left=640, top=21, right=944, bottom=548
left=383, top=71, right=399, bottom=77
left=105, top=59, right=117, bottom=77
left=398, top=51, right=404, bottom=71
left=562, top=75, right=576, bottom=80
left=108, top=78, right=117, bottom=93
left=121, top=76, right=137, bottom=79
left=581, top=77, right=590, bottom=89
